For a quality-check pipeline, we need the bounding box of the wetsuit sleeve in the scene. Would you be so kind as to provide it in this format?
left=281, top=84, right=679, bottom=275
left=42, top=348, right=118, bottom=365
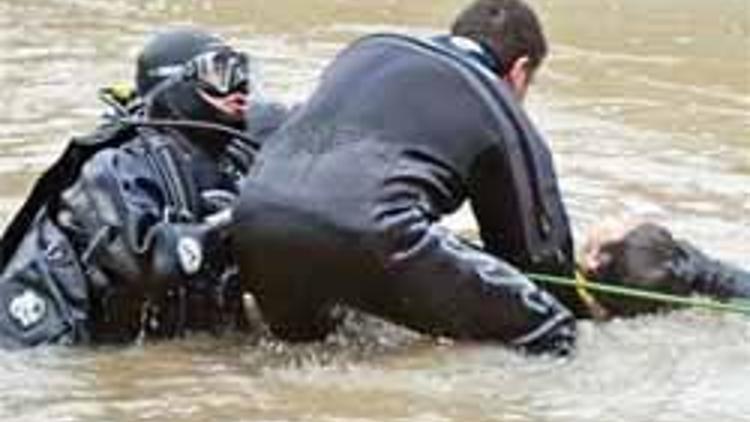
left=466, top=126, right=584, bottom=315
left=467, top=140, right=574, bottom=275
left=673, top=241, right=750, bottom=300
left=60, top=146, right=208, bottom=295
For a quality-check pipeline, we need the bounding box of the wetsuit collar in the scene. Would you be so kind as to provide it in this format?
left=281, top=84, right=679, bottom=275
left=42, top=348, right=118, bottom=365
left=432, top=35, right=503, bottom=76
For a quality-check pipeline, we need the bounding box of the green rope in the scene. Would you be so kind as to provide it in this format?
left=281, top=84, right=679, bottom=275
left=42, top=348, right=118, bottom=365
left=527, top=272, right=750, bottom=316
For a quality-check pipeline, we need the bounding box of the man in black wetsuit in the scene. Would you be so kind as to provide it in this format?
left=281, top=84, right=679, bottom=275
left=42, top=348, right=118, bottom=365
left=0, top=28, right=286, bottom=348
left=232, top=0, right=577, bottom=354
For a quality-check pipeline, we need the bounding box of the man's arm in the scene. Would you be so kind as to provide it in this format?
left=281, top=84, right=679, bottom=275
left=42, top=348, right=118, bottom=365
left=672, top=241, right=750, bottom=300
left=466, top=113, right=584, bottom=315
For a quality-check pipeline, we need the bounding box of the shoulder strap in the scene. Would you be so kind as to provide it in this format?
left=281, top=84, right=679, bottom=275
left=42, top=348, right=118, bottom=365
left=136, top=129, right=199, bottom=222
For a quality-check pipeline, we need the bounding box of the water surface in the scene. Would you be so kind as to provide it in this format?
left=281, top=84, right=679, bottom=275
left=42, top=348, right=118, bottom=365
left=0, top=0, right=748, bottom=421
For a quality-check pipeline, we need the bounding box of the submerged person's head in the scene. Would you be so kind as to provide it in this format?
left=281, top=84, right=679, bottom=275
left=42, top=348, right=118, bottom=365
left=451, top=0, right=547, bottom=102
left=579, top=219, right=692, bottom=316
left=136, top=27, right=251, bottom=133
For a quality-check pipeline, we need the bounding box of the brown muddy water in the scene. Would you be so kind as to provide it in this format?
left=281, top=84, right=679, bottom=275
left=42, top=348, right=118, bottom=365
left=0, top=0, right=749, bottom=421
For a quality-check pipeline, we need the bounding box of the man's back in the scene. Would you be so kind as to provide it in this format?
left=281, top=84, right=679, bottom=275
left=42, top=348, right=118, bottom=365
left=247, top=36, right=479, bottom=222
left=242, top=34, right=571, bottom=272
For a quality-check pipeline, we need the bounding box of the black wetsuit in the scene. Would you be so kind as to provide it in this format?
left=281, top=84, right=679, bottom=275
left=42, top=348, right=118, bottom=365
left=0, top=99, right=287, bottom=348
left=232, top=34, right=576, bottom=354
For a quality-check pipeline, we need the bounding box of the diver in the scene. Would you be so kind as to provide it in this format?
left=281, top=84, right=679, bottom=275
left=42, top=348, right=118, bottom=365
left=577, top=219, right=750, bottom=318
left=0, top=27, right=286, bottom=348
left=231, top=0, right=577, bottom=355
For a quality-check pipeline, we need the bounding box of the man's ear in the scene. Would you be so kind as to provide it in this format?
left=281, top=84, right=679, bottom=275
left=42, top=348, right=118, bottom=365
left=504, top=55, right=531, bottom=102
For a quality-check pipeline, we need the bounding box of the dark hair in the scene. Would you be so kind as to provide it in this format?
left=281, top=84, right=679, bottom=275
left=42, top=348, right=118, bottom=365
left=451, top=0, right=548, bottom=76
left=589, top=223, right=688, bottom=316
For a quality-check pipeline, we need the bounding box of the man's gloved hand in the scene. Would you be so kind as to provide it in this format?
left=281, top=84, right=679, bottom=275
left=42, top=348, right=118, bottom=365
left=174, top=225, right=209, bottom=276
left=152, top=217, right=227, bottom=282
left=173, top=211, right=236, bottom=277
left=159, top=189, right=237, bottom=278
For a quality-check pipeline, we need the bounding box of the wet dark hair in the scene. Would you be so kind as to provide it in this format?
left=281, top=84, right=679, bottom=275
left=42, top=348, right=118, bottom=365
left=451, top=0, right=548, bottom=76
left=587, top=223, right=690, bottom=316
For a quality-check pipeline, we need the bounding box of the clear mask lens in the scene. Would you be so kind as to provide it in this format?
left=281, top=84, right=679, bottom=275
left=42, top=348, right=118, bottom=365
left=191, top=49, right=250, bottom=97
